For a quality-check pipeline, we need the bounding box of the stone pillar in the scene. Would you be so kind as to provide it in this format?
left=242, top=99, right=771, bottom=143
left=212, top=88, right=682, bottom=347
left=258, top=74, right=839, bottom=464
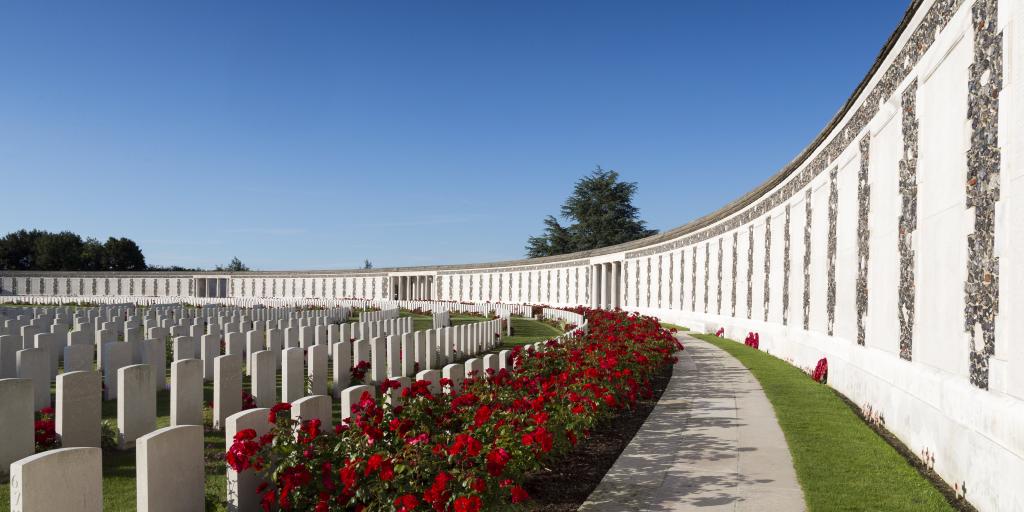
left=611, top=261, right=621, bottom=309
left=598, top=264, right=606, bottom=307
left=10, top=447, right=103, bottom=512
left=592, top=265, right=602, bottom=309
left=136, top=425, right=205, bottom=512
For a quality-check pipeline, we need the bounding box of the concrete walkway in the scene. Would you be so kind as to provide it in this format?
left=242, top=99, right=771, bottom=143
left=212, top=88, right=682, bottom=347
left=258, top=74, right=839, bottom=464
left=579, top=334, right=805, bottom=511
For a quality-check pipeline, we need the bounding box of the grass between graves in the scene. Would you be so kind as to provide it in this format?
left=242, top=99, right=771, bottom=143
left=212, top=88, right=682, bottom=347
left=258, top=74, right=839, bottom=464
left=689, top=333, right=955, bottom=512
left=0, top=312, right=569, bottom=510
left=399, top=310, right=495, bottom=332
left=499, top=316, right=564, bottom=346
left=0, top=378, right=227, bottom=511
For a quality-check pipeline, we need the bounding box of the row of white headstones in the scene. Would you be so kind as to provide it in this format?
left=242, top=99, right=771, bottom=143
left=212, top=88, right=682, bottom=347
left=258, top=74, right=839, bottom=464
left=0, top=303, right=519, bottom=512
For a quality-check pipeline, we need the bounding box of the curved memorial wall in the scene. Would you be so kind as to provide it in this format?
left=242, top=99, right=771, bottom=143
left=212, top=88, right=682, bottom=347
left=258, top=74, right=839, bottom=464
left=2, top=1, right=1023, bottom=510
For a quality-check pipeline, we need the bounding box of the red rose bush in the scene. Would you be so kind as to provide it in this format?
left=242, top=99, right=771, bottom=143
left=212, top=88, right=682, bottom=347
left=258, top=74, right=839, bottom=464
left=227, top=308, right=681, bottom=511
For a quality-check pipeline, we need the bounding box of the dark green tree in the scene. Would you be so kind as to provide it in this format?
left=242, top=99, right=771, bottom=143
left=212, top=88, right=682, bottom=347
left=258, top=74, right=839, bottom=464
left=525, top=215, right=576, bottom=258
left=34, top=231, right=84, bottom=270
left=80, top=237, right=107, bottom=271
left=0, top=229, right=44, bottom=270
left=363, top=259, right=373, bottom=269
left=220, top=257, right=249, bottom=272
left=103, top=237, right=146, bottom=271
left=526, top=167, right=657, bottom=257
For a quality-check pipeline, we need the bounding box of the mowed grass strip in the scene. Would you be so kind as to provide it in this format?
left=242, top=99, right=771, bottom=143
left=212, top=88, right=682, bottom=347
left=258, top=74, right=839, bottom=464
left=690, top=333, right=953, bottom=512
left=500, top=316, right=564, bottom=346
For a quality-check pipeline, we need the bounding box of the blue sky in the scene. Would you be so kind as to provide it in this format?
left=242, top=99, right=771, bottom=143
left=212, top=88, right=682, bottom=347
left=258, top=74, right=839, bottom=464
left=0, top=1, right=910, bottom=270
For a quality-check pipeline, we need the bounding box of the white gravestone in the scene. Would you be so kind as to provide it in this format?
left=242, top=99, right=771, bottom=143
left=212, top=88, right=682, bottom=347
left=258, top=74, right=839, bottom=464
left=281, top=347, right=304, bottom=403
left=340, top=384, right=375, bottom=422
left=9, top=447, right=103, bottom=512
left=56, top=370, right=101, bottom=448
left=0, top=378, right=34, bottom=477
left=118, top=364, right=155, bottom=448
left=291, top=394, right=332, bottom=430
left=251, top=350, right=276, bottom=408
left=213, top=354, right=242, bottom=430
left=332, top=340, right=352, bottom=398
left=171, top=359, right=203, bottom=426
left=307, top=344, right=328, bottom=396
left=16, top=348, right=50, bottom=410
left=225, top=408, right=271, bottom=512
left=136, top=425, right=205, bottom=512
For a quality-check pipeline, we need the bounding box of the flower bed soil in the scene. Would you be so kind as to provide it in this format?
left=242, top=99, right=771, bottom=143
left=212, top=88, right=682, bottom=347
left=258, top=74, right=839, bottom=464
left=522, top=360, right=674, bottom=511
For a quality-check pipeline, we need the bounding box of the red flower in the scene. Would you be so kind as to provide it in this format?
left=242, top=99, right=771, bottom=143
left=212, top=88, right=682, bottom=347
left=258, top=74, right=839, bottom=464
left=365, top=454, right=383, bottom=476
left=510, top=485, right=529, bottom=503
left=394, top=493, right=419, bottom=511
left=453, top=495, right=481, bottom=512
left=473, top=405, right=492, bottom=429
left=268, top=402, right=291, bottom=423
left=485, top=447, right=510, bottom=477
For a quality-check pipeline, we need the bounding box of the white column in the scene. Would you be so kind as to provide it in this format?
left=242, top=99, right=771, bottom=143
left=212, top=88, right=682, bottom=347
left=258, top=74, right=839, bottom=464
left=602, top=264, right=610, bottom=307
left=612, top=262, right=621, bottom=309
left=595, top=265, right=604, bottom=308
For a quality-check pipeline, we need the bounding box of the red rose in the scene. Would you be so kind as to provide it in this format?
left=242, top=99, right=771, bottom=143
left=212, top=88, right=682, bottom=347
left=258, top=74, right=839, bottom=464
left=511, top=485, right=529, bottom=503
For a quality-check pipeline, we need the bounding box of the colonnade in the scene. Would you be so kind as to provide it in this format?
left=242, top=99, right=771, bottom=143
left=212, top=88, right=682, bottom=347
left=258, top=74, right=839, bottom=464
left=194, top=277, right=228, bottom=298
left=393, top=275, right=433, bottom=301
left=590, top=261, right=621, bottom=310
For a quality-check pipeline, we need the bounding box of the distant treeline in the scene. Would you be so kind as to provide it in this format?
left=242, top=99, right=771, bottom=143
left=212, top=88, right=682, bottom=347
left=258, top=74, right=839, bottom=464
left=0, top=229, right=147, bottom=271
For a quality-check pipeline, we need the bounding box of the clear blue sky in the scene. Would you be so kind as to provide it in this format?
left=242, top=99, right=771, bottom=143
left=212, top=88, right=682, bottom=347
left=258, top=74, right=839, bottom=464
left=0, top=1, right=910, bottom=270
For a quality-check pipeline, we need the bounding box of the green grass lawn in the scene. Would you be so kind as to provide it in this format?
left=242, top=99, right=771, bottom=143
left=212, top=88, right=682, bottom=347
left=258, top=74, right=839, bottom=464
left=690, top=333, right=954, bottom=512
left=0, top=312, right=567, bottom=509
left=500, top=316, right=563, bottom=346
left=0, top=376, right=227, bottom=511
left=0, top=312, right=495, bottom=509
left=400, top=310, right=492, bottom=332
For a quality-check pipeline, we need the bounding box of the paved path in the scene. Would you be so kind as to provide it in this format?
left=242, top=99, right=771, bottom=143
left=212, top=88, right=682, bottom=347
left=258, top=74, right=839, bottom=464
left=579, top=334, right=805, bottom=511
